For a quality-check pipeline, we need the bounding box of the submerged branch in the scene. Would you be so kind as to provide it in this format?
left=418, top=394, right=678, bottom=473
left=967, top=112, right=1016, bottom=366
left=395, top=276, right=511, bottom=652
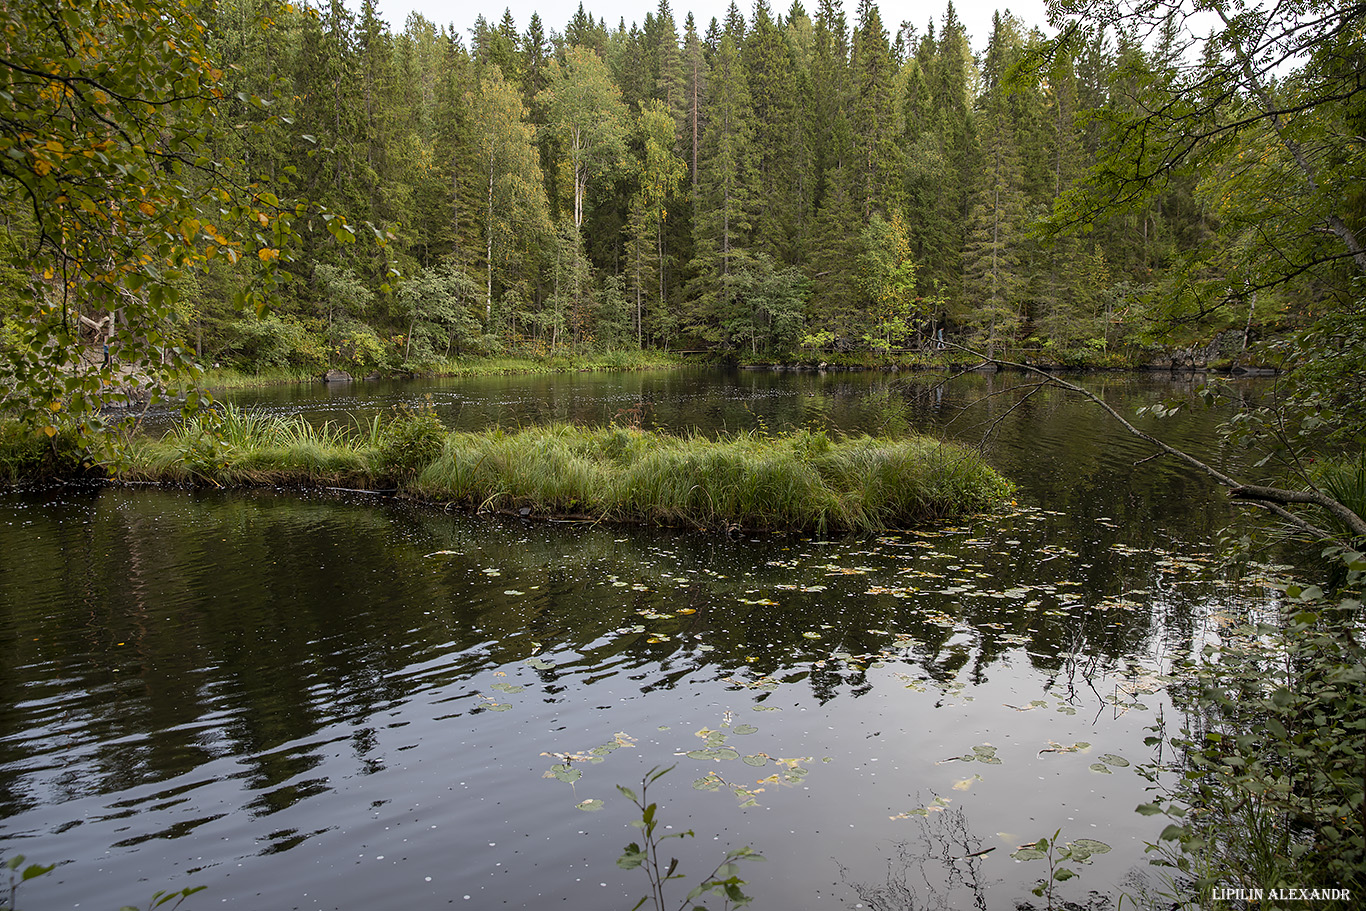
left=947, top=345, right=1366, bottom=543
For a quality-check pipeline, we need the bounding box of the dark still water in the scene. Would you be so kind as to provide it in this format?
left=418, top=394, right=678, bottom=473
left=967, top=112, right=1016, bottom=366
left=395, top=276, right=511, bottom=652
left=1, top=369, right=1286, bottom=910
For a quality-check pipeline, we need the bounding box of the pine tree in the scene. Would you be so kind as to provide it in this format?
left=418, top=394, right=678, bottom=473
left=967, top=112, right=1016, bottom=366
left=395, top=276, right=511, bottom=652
left=849, top=0, right=901, bottom=218
left=961, top=15, right=1028, bottom=358
left=687, top=34, right=754, bottom=346
left=743, top=0, right=804, bottom=263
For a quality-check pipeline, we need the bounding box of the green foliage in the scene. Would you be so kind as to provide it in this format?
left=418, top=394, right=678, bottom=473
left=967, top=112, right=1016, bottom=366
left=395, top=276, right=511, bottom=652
left=1136, top=556, right=1366, bottom=906
left=616, top=766, right=764, bottom=911
left=858, top=214, right=928, bottom=353
left=1010, top=829, right=1111, bottom=911
left=374, top=400, right=447, bottom=480
left=0, top=0, right=305, bottom=444
left=224, top=314, right=327, bottom=371
left=0, top=420, right=90, bottom=483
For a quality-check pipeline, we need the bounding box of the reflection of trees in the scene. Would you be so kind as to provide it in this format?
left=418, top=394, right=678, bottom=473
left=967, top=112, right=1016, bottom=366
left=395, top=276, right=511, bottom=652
left=839, top=807, right=990, bottom=911
left=0, top=372, right=1264, bottom=839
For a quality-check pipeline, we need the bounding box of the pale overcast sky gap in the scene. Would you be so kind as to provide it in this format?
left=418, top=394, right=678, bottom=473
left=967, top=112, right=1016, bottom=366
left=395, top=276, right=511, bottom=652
left=363, top=1, right=1053, bottom=54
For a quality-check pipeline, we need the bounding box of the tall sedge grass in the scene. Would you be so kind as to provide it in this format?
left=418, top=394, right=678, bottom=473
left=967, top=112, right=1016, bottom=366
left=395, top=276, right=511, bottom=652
left=117, top=410, right=1011, bottom=531
left=414, top=425, right=1010, bottom=532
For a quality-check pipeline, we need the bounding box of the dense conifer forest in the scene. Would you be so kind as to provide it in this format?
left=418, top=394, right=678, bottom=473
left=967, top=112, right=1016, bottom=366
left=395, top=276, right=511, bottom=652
left=1, top=0, right=1362, bottom=377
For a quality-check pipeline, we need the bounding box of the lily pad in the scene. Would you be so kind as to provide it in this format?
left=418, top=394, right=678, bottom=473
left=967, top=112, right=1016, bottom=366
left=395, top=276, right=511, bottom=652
left=1089, top=762, right=1112, bottom=774
left=550, top=765, right=581, bottom=784
left=732, top=724, right=758, bottom=735
left=1070, top=838, right=1111, bottom=855
left=576, top=799, right=604, bottom=811
left=1098, top=753, right=1129, bottom=767
left=743, top=754, right=768, bottom=767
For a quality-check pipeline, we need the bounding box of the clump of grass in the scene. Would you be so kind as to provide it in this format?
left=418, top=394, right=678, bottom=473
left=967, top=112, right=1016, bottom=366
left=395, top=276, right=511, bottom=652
left=1314, top=454, right=1366, bottom=543
left=111, top=411, right=1011, bottom=531
left=414, top=424, right=1010, bottom=532
left=127, top=404, right=371, bottom=487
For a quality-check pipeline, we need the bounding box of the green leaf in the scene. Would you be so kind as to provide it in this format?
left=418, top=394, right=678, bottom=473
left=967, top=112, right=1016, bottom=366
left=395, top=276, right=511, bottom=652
left=1070, top=838, right=1111, bottom=855
left=22, top=862, right=55, bottom=881
left=576, top=799, right=604, bottom=811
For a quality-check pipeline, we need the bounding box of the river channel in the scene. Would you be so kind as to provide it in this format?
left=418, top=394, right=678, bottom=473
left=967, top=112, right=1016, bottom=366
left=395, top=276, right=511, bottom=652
left=0, top=368, right=1288, bottom=910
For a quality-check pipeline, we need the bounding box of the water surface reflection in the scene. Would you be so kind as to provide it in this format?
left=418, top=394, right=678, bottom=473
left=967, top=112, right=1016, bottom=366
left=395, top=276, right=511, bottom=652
left=0, top=370, right=1280, bottom=909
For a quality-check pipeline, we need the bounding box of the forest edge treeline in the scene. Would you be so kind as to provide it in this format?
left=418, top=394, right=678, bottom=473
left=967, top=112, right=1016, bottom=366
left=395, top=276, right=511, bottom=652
left=6, top=0, right=1360, bottom=409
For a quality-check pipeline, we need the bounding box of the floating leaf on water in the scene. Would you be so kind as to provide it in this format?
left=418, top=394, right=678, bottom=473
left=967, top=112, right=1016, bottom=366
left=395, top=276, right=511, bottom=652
left=576, top=799, right=604, bottom=811
left=548, top=765, right=581, bottom=783
left=1011, top=846, right=1047, bottom=862
left=715, top=748, right=740, bottom=761
left=952, top=775, right=981, bottom=790
left=752, top=705, right=780, bottom=711
left=802, top=631, right=822, bottom=639
left=692, top=776, right=722, bottom=791
left=686, top=749, right=717, bottom=760
left=1055, top=705, right=1077, bottom=715
left=677, top=608, right=697, bottom=615
left=490, top=683, right=524, bottom=694
left=1098, top=754, right=1129, bottom=767
left=525, top=657, right=554, bottom=670
left=971, top=745, right=1001, bottom=764
left=733, top=724, right=758, bottom=735
left=738, top=798, right=759, bottom=808
left=1089, top=763, right=1112, bottom=774
left=743, top=754, right=768, bottom=767
left=1070, top=838, right=1111, bottom=855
